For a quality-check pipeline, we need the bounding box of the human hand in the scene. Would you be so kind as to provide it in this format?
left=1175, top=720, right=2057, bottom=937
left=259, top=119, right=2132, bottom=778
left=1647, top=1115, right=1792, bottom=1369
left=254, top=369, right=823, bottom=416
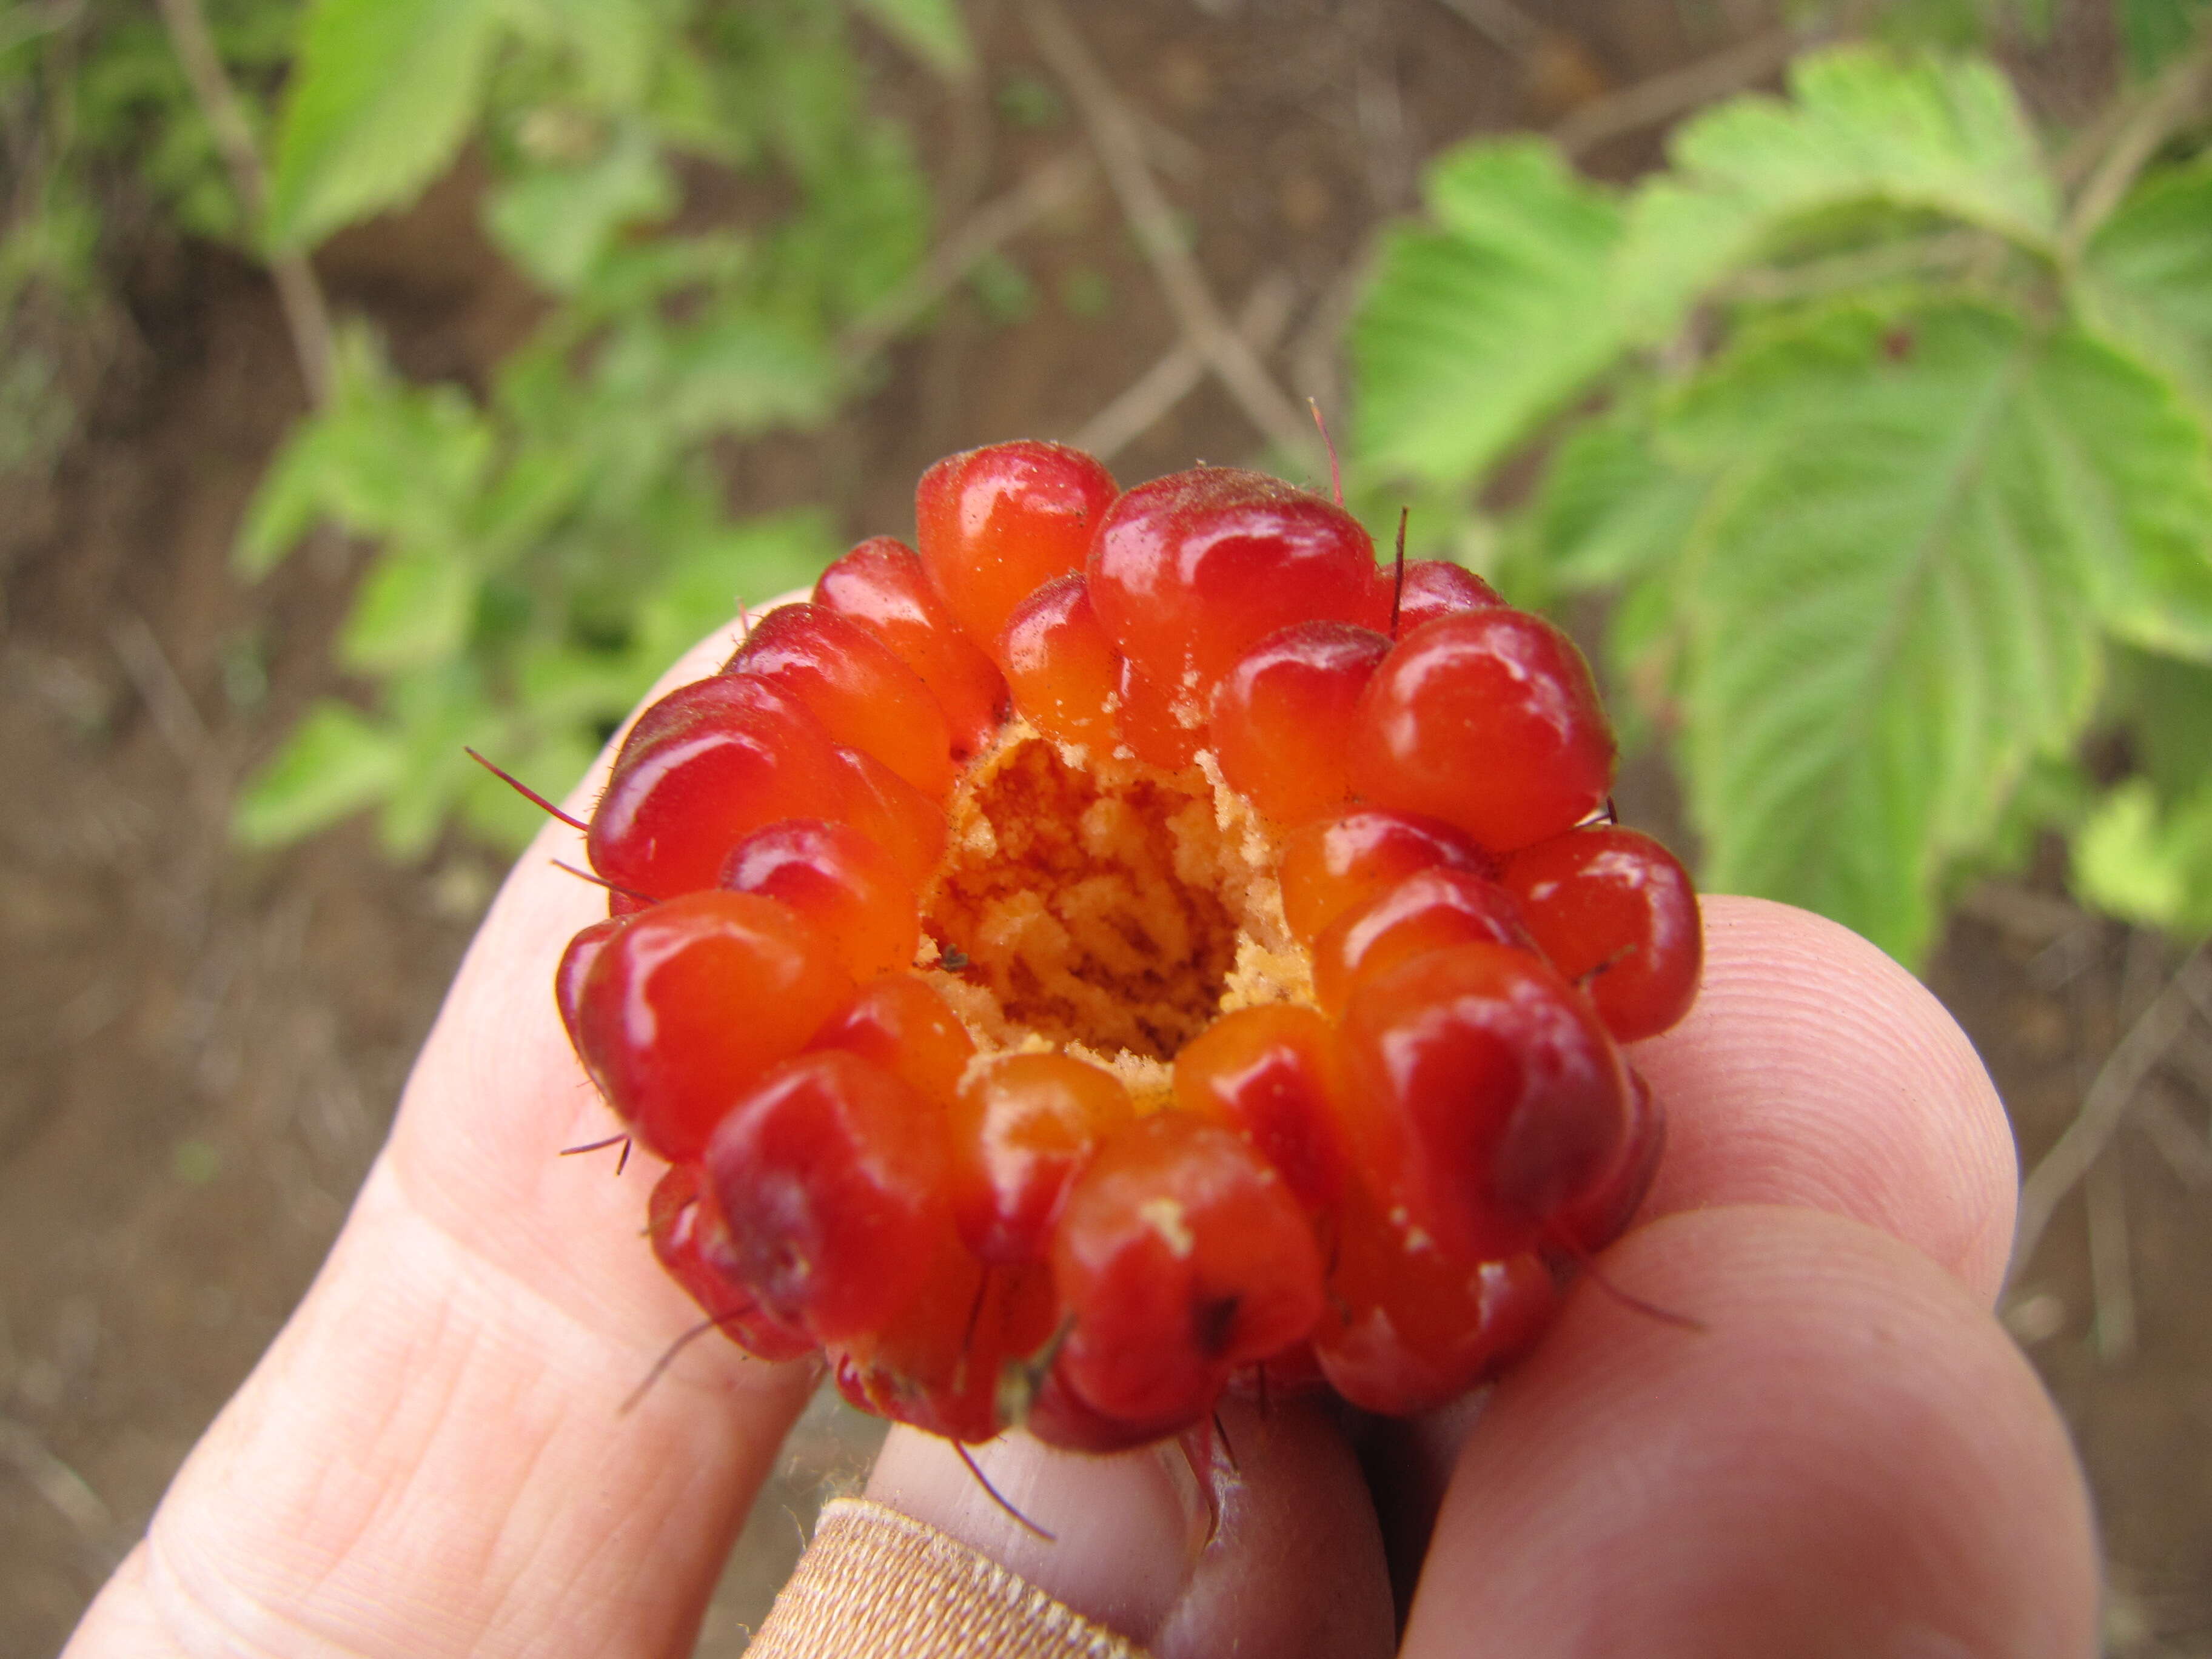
left=62, top=621, right=2098, bottom=1659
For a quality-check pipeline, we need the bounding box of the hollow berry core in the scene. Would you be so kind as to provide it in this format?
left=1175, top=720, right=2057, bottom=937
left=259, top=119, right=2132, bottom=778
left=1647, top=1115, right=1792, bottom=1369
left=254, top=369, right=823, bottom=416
left=923, top=731, right=1287, bottom=1065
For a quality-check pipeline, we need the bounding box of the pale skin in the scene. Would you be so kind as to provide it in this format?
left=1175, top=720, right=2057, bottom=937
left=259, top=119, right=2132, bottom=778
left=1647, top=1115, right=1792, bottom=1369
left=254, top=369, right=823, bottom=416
left=65, top=622, right=2100, bottom=1659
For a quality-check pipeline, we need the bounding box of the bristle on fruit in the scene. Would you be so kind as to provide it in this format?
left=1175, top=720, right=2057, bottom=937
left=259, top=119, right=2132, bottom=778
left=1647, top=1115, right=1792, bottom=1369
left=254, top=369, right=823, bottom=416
left=555, top=443, right=1704, bottom=1447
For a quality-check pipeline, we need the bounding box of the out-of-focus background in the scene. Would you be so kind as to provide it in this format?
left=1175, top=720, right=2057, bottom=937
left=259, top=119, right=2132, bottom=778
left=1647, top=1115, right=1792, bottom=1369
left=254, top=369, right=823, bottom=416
left=4, top=0, right=2212, bottom=1651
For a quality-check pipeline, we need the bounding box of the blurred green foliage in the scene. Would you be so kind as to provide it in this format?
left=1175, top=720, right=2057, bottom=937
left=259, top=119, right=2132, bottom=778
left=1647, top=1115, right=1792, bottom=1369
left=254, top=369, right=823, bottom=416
left=2, top=0, right=967, bottom=854
left=1351, top=30, right=2212, bottom=961
left=233, top=0, right=968, bottom=853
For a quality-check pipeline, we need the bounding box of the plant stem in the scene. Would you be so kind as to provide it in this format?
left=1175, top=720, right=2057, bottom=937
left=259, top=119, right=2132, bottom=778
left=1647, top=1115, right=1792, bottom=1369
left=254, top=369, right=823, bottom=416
left=153, top=0, right=332, bottom=405
left=2062, top=29, right=2212, bottom=260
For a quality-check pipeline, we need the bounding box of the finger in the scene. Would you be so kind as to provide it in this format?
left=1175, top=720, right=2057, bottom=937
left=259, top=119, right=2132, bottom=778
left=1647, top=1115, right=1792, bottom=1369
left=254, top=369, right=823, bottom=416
left=863, top=1401, right=1395, bottom=1659
left=1403, top=1207, right=2097, bottom=1659
left=1372, top=895, right=2026, bottom=1578
left=1632, top=896, right=2018, bottom=1301
left=69, top=617, right=822, bottom=1659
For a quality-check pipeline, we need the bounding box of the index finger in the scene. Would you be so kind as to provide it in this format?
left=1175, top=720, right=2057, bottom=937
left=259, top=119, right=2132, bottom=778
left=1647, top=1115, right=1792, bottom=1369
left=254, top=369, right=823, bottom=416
left=67, top=617, right=821, bottom=1659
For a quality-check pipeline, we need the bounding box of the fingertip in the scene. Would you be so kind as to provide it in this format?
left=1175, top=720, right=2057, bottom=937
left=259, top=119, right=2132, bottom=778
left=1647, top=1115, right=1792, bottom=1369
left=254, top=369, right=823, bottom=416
left=1634, top=895, right=2019, bottom=1300
left=1408, top=1206, right=2097, bottom=1659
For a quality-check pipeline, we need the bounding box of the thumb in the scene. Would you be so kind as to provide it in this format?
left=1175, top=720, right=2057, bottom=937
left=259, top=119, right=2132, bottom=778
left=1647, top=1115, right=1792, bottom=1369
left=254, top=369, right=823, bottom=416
left=862, top=1398, right=1395, bottom=1658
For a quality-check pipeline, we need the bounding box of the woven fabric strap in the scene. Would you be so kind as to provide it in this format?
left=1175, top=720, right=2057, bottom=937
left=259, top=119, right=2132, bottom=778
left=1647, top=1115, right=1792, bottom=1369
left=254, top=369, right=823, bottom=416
left=745, top=1498, right=1151, bottom=1659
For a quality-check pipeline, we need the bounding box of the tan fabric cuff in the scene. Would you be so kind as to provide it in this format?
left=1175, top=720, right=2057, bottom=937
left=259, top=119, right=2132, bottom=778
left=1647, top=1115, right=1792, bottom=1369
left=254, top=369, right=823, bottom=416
left=745, top=1497, right=1151, bottom=1658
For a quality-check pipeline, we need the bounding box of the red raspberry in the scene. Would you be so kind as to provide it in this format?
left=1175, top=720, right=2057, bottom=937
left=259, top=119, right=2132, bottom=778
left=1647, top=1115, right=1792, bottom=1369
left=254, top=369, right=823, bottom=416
left=551, top=443, right=1701, bottom=1451
left=1350, top=608, right=1617, bottom=856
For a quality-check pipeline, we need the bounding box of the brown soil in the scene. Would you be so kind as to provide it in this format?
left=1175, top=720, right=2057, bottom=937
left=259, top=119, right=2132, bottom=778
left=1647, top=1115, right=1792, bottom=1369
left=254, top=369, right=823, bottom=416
left=2, top=3, right=2204, bottom=1655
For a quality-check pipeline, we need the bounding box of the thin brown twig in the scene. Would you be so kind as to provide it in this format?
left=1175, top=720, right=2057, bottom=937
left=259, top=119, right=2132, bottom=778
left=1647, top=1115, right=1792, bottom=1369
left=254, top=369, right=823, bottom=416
left=2085, top=1153, right=2136, bottom=1363
left=1548, top=22, right=1823, bottom=159
left=0, top=1415, right=113, bottom=1542
left=2062, top=33, right=2212, bottom=256
left=839, top=150, right=1096, bottom=364
left=2136, top=1083, right=2212, bottom=1190
left=1070, top=270, right=1297, bottom=460
left=2012, top=945, right=2212, bottom=1281
left=1026, top=0, right=1321, bottom=469
left=153, top=0, right=332, bottom=404
left=1426, top=0, right=1546, bottom=60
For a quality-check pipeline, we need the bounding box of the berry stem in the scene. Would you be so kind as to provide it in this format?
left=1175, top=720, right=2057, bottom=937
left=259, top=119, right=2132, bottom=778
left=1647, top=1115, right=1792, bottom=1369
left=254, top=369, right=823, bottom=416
left=1308, top=398, right=1343, bottom=508
left=558, top=1132, right=634, bottom=1176
left=551, top=859, right=654, bottom=907
left=953, top=1441, right=1057, bottom=1541
left=621, top=1316, right=726, bottom=1414
left=1390, top=507, right=1409, bottom=638
left=465, top=747, right=589, bottom=833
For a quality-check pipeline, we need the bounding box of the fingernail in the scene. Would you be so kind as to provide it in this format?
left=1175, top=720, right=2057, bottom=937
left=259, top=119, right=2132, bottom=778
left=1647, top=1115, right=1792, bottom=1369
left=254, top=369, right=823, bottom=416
left=867, top=1424, right=1210, bottom=1641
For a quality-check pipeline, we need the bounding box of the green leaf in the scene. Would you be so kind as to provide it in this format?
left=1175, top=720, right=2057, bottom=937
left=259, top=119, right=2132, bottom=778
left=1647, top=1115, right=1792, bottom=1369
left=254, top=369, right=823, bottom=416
left=629, top=508, right=837, bottom=675
left=1530, top=412, right=1709, bottom=592
left=2079, top=161, right=2212, bottom=424
left=1666, top=303, right=2151, bottom=962
left=847, top=0, right=975, bottom=81
left=233, top=700, right=406, bottom=846
left=340, top=548, right=481, bottom=674
left=372, top=663, right=506, bottom=858
left=488, top=131, right=678, bottom=292
left=654, top=314, right=843, bottom=437
left=2025, top=327, right=2212, bottom=662
left=1352, top=140, right=1627, bottom=484
left=1351, top=49, right=2057, bottom=489
left=235, top=333, right=494, bottom=575
left=504, top=0, right=658, bottom=107
left=2108, top=647, right=2212, bottom=805
left=2119, top=0, right=2211, bottom=77
left=2074, top=778, right=2212, bottom=934
left=1618, top=45, right=2057, bottom=325
left=266, top=0, right=507, bottom=249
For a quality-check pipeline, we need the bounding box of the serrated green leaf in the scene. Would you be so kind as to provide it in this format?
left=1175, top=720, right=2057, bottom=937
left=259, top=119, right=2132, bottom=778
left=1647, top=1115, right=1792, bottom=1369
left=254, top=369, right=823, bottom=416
left=1352, top=141, right=1627, bottom=484
left=233, top=700, right=406, bottom=846
left=488, top=132, right=677, bottom=292
left=1618, top=45, right=2057, bottom=324
left=340, top=548, right=481, bottom=673
left=266, top=0, right=506, bottom=250
left=1669, top=303, right=2150, bottom=962
left=847, top=0, right=975, bottom=81
left=2023, top=327, right=2212, bottom=661
left=1352, top=49, right=2056, bottom=491
left=2074, top=778, right=2212, bottom=933
left=2079, top=161, right=2212, bottom=424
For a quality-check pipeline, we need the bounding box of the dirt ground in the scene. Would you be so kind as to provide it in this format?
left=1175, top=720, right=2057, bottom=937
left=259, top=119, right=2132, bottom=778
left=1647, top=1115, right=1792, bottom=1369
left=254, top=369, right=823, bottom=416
left=2, top=2, right=2207, bottom=1654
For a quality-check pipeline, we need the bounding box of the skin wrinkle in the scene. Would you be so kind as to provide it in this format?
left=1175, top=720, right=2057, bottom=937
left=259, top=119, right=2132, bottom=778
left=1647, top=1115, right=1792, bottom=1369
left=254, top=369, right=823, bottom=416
left=109, top=1073, right=808, bottom=1659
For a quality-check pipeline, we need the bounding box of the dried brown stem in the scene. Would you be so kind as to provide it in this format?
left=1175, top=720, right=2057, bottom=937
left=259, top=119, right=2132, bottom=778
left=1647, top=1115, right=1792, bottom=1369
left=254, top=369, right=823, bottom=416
left=1027, top=0, right=1321, bottom=469
left=153, top=0, right=332, bottom=404
left=1547, top=22, right=1823, bottom=159
left=2013, top=945, right=2212, bottom=1281
left=1426, top=0, right=1547, bottom=60
left=839, top=150, right=1096, bottom=364
left=2062, top=33, right=2212, bottom=256
left=1070, top=270, right=1298, bottom=460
